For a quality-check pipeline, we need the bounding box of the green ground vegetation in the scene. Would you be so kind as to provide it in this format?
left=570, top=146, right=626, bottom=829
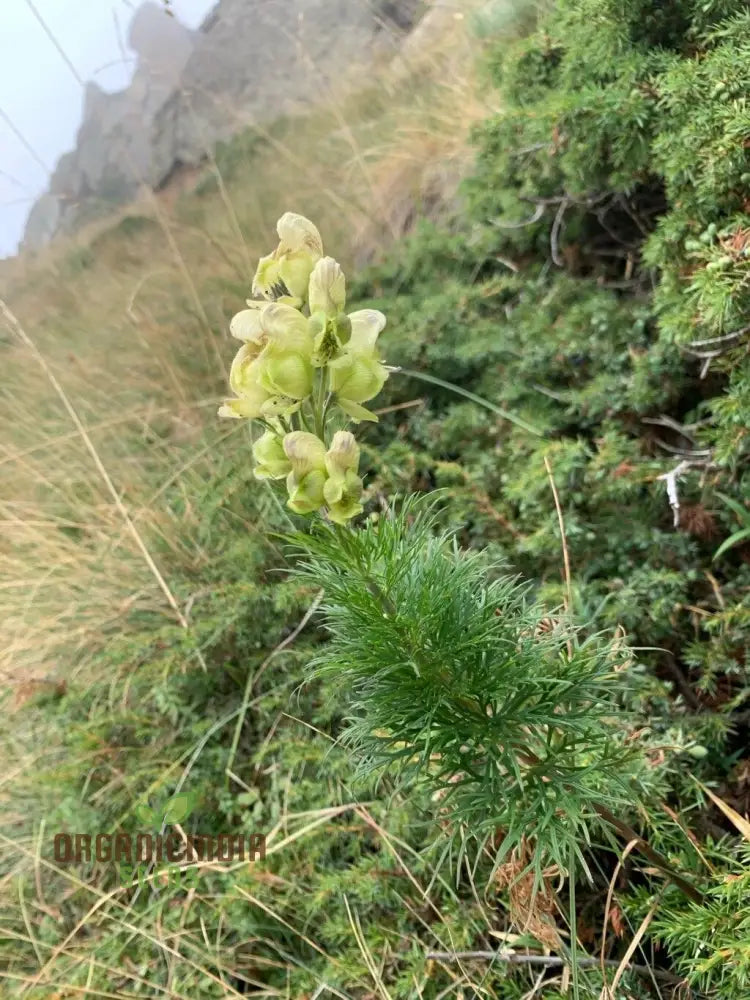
left=1, top=1, right=749, bottom=997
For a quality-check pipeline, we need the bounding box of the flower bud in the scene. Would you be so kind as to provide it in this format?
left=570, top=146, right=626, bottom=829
left=309, top=257, right=346, bottom=317
left=252, top=431, right=292, bottom=480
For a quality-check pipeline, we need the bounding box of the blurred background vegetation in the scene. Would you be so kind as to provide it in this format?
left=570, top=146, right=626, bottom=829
left=1, top=0, right=749, bottom=996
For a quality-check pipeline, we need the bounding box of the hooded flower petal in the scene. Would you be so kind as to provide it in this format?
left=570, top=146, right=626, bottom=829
left=230, top=303, right=265, bottom=343
left=229, top=344, right=265, bottom=398
left=325, top=431, right=360, bottom=475
left=260, top=303, right=313, bottom=354
left=283, top=432, right=327, bottom=479
left=348, top=309, right=386, bottom=352
left=276, top=213, right=323, bottom=256
left=309, top=257, right=346, bottom=317
left=252, top=214, right=323, bottom=304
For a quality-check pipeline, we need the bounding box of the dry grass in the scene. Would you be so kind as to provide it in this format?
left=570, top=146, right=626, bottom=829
left=0, top=1, right=490, bottom=694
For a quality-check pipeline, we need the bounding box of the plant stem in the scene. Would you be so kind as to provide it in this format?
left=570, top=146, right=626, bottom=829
left=593, top=803, right=704, bottom=904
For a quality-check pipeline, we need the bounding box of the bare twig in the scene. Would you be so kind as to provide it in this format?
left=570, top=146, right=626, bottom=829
left=641, top=415, right=701, bottom=441
left=426, top=951, right=686, bottom=988
left=544, top=457, right=572, bottom=612
left=657, top=459, right=710, bottom=528
left=651, top=437, right=711, bottom=458
left=550, top=198, right=569, bottom=266
left=685, top=324, right=750, bottom=350
left=490, top=203, right=546, bottom=230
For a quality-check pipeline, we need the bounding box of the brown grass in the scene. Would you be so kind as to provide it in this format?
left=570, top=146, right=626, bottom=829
left=0, top=1, right=490, bottom=693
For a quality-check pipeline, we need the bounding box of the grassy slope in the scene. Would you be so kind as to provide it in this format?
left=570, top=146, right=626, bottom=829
left=2, top=1, right=749, bottom=997
left=0, top=8, right=550, bottom=999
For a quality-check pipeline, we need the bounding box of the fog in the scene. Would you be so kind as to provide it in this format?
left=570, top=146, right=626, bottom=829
left=0, top=0, right=216, bottom=257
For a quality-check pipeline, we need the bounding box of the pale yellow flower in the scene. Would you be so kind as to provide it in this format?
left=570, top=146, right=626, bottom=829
left=323, top=431, right=364, bottom=524
left=283, top=431, right=327, bottom=514
left=328, top=309, right=389, bottom=422
left=252, top=431, right=292, bottom=480
left=252, top=213, right=323, bottom=305
left=308, top=257, right=346, bottom=317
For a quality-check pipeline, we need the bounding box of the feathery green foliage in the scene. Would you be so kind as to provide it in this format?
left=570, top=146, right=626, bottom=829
left=3, top=0, right=750, bottom=995
left=288, top=498, right=666, bottom=876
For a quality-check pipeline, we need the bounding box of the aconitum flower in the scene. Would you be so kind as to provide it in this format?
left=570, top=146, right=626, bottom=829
left=328, top=309, right=389, bottom=422
left=219, top=212, right=390, bottom=525
left=252, top=213, right=323, bottom=306
left=252, top=431, right=292, bottom=480
left=324, top=431, right=364, bottom=524
left=219, top=303, right=315, bottom=418
left=283, top=432, right=328, bottom=515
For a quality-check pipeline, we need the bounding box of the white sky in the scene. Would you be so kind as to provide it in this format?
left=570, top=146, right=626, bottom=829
left=0, top=0, right=216, bottom=257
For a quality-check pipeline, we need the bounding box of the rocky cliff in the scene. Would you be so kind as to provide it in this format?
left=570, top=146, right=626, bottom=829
left=22, top=0, right=421, bottom=251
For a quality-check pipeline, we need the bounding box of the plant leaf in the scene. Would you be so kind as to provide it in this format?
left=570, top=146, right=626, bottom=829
left=162, top=791, right=197, bottom=825
left=715, top=492, right=750, bottom=525
left=699, top=782, right=750, bottom=844
left=713, top=527, right=750, bottom=561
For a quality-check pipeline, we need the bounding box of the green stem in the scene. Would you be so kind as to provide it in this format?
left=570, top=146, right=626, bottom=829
left=398, top=368, right=545, bottom=437
left=313, top=368, right=328, bottom=440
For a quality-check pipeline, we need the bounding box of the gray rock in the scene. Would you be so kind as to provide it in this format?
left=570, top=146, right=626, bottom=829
left=21, top=0, right=422, bottom=251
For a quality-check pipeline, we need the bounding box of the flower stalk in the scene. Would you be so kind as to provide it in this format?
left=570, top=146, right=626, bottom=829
left=219, top=213, right=390, bottom=524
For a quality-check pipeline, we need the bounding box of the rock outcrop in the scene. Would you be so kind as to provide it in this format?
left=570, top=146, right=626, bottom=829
left=22, top=0, right=421, bottom=251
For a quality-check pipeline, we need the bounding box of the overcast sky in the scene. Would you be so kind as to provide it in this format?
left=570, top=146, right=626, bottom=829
left=0, top=0, right=216, bottom=257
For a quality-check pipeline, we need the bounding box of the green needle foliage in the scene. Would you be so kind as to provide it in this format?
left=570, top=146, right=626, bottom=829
left=289, top=497, right=657, bottom=877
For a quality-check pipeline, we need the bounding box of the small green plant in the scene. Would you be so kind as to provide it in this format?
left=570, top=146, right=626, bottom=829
left=133, top=788, right=199, bottom=828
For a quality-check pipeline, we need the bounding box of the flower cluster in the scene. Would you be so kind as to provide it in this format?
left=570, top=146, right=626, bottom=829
left=219, top=213, right=390, bottom=524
